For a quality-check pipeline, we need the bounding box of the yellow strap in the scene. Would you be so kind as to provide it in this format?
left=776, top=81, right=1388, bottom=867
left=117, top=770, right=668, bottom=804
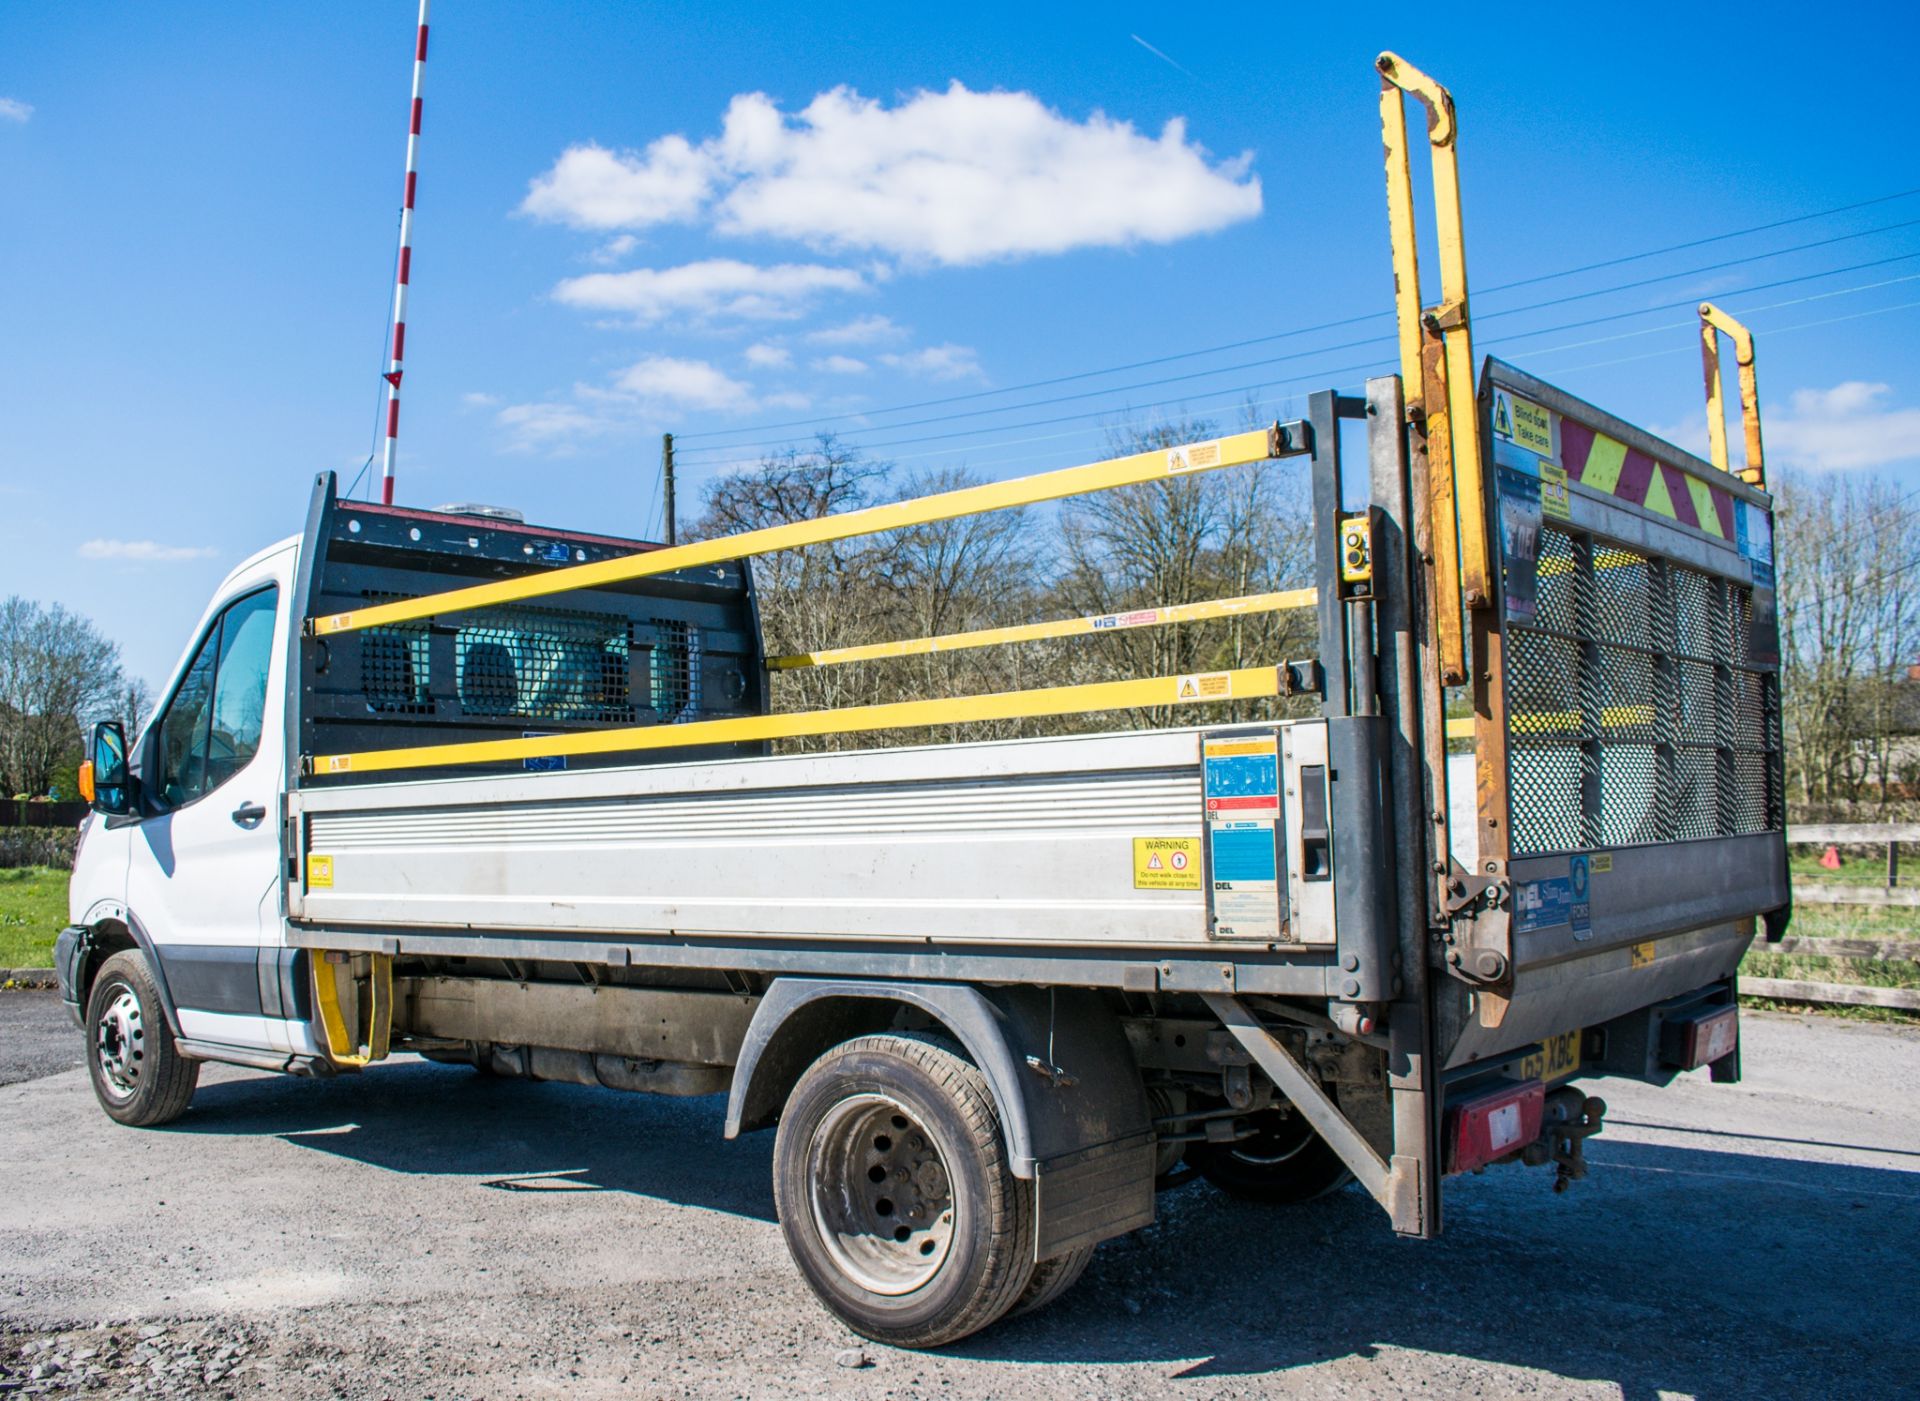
left=767, top=588, right=1319, bottom=670
left=311, top=952, right=392, bottom=1066
left=311, top=426, right=1290, bottom=637
left=313, top=665, right=1283, bottom=776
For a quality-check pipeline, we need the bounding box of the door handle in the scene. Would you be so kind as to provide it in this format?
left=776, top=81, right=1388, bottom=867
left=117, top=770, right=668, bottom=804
left=231, top=802, right=267, bottom=828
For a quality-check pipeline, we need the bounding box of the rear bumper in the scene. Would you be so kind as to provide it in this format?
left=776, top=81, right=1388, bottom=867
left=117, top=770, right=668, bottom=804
left=53, top=925, right=88, bottom=1026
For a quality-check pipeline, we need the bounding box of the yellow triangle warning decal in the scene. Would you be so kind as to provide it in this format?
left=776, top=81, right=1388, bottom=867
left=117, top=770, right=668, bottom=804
left=1492, top=391, right=1514, bottom=439
left=1178, top=677, right=1199, bottom=699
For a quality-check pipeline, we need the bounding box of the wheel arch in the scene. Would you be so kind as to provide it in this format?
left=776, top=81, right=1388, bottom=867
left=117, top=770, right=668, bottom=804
left=80, top=914, right=183, bottom=1038
left=724, top=979, right=1151, bottom=1181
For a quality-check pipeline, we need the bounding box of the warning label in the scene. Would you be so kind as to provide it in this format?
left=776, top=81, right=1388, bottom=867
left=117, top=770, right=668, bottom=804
left=1133, top=837, right=1202, bottom=890
left=1203, top=734, right=1279, bottom=817
left=1540, top=459, right=1571, bottom=520
left=1492, top=389, right=1556, bottom=461
left=1166, top=441, right=1222, bottom=474
left=307, top=854, right=335, bottom=889
left=1175, top=672, right=1232, bottom=702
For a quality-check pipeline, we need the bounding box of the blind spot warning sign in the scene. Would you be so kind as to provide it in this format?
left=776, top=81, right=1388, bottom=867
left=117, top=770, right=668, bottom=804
left=1133, top=837, right=1201, bottom=890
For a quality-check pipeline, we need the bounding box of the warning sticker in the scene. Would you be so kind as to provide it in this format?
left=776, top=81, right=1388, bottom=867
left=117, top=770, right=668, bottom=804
left=1176, top=672, right=1233, bottom=702
left=1630, top=940, right=1656, bottom=968
left=1166, top=441, right=1221, bottom=474
left=1540, top=459, right=1571, bottom=520
left=307, top=854, right=335, bottom=889
left=1492, top=389, right=1557, bottom=461
left=1203, top=734, right=1279, bottom=817
left=1133, top=837, right=1201, bottom=890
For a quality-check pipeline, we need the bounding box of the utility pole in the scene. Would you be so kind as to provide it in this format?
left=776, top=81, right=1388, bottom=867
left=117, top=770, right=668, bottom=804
left=661, top=432, right=677, bottom=544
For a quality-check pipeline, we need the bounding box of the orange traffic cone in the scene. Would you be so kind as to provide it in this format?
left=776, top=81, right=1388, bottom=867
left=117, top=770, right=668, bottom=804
left=1819, top=845, right=1842, bottom=870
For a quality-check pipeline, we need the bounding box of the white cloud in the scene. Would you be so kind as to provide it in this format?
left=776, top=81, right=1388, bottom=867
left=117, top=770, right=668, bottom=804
left=810, top=355, right=868, bottom=376
left=460, top=391, right=500, bottom=408
left=0, top=98, right=31, bottom=124
left=607, top=356, right=754, bottom=413
left=497, top=357, right=759, bottom=453
left=495, top=401, right=612, bottom=454
left=1767, top=382, right=1920, bottom=471
left=519, top=137, right=713, bottom=229
left=520, top=82, right=1261, bottom=267
left=1654, top=381, right=1920, bottom=473
left=78, top=539, right=215, bottom=563
left=551, top=258, right=867, bottom=325
left=587, top=233, right=639, bottom=265
left=744, top=342, right=792, bottom=369
left=881, top=343, right=985, bottom=382
left=806, top=314, right=905, bottom=347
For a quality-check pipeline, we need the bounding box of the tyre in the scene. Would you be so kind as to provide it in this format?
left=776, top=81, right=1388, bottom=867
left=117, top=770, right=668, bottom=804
left=772, top=1033, right=1035, bottom=1348
left=1007, top=1244, right=1094, bottom=1318
left=1187, top=1106, right=1353, bottom=1204
left=85, top=950, right=199, bottom=1127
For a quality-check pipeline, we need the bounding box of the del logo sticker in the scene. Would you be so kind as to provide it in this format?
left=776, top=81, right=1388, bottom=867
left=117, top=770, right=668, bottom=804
left=307, top=854, right=334, bottom=889
left=1133, top=837, right=1201, bottom=890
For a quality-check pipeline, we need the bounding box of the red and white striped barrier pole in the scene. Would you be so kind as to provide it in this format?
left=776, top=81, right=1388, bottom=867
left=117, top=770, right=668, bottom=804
left=380, top=0, right=430, bottom=505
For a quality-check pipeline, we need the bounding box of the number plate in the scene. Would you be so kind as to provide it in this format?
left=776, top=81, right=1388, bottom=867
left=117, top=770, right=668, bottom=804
left=1511, top=1029, right=1581, bottom=1082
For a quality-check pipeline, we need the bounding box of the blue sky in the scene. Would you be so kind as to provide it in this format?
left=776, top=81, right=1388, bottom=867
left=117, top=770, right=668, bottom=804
left=3, top=0, right=1917, bottom=686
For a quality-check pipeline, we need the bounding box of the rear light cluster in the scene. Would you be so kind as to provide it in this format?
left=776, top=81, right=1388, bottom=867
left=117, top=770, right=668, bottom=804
left=1446, top=1079, right=1545, bottom=1175
left=1661, top=1005, right=1738, bottom=1071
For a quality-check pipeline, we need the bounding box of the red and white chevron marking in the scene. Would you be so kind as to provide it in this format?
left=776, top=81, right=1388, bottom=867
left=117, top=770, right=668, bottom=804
left=380, top=0, right=430, bottom=506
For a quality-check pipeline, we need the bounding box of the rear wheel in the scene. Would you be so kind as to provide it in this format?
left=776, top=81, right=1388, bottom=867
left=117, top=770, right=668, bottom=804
left=1008, top=1244, right=1094, bottom=1318
left=772, top=1033, right=1034, bottom=1348
left=1187, top=1106, right=1352, bottom=1204
left=85, top=950, right=199, bottom=1127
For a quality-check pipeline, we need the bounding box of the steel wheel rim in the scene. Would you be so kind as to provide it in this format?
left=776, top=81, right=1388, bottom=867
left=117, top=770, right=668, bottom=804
left=95, top=987, right=144, bottom=1100
left=807, top=1092, right=957, bottom=1297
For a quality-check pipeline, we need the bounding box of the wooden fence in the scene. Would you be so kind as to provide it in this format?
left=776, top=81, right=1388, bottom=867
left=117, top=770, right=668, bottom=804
left=1744, top=824, right=1918, bottom=1012
left=0, top=799, right=87, bottom=828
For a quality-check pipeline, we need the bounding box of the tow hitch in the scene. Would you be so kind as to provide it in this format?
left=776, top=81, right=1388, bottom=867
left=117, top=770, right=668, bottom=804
left=1522, top=1087, right=1607, bottom=1193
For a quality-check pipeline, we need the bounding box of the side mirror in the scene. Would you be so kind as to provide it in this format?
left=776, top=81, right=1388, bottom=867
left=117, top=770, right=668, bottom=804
left=89, top=721, right=134, bottom=816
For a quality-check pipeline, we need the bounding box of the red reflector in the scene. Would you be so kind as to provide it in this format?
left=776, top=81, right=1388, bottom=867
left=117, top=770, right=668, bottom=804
left=1663, top=1005, right=1738, bottom=1070
left=1446, top=1079, right=1546, bottom=1175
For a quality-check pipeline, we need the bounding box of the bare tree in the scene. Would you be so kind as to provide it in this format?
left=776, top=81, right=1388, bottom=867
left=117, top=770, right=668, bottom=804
left=0, top=597, right=126, bottom=798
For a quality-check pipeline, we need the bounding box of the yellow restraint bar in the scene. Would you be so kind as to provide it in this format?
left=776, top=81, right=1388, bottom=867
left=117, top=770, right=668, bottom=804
left=312, top=665, right=1286, bottom=776
left=311, top=426, right=1294, bottom=638
left=767, top=588, right=1319, bottom=670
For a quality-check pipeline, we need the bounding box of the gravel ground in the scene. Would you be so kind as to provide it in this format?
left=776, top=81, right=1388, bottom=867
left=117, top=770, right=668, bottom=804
left=2, top=990, right=1917, bottom=1398
left=0, top=987, right=82, bottom=1088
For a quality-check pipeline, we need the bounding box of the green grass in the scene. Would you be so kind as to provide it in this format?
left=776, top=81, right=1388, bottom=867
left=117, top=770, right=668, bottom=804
left=1742, top=850, right=1918, bottom=1022
left=0, top=867, right=69, bottom=971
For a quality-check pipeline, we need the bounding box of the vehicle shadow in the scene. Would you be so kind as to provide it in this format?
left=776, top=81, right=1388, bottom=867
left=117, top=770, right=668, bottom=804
left=173, top=1060, right=1920, bottom=1399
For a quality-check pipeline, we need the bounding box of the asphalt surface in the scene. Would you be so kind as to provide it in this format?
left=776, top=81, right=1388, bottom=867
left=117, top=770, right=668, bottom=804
left=2, top=989, right=1917, bottom=1399
left=0, top=988, right=81, bottom=1088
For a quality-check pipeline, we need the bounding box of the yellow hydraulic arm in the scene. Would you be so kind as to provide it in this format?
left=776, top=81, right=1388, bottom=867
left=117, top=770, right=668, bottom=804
left=1699, top=302, right=1767, bottom=488
left=1378, top=51, right=1487, bottom=688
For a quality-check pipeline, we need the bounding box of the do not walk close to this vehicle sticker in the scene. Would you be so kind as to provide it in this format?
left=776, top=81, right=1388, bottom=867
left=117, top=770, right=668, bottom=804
left=1133, top=837, right=1201, bottom=890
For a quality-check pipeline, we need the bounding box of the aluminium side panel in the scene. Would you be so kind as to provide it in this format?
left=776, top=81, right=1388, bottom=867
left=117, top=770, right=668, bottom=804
left=291, top=727, right=1333, bottom=948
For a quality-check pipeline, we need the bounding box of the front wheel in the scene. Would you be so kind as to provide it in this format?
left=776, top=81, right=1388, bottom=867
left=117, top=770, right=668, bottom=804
left=1187, top=1106, right=1353, bottom=1204
left=85, top=950, right=199, bottom=1127
left=772, top=1033, right=1035, bottom=1348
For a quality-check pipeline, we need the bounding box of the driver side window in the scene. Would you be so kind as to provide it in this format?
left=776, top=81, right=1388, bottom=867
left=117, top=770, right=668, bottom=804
left=152, top=587, right=279, bottom=810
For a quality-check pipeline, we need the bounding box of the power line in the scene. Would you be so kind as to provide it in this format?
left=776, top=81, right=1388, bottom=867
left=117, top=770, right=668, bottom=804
left=672, top=186, right=1920, bottom=446
left=720, top=283, right=1920, bottom=482
left=794, top=292, right=1919, bottom=494
left=675, top=253, right=1920, bottom=465
left=673, top=233, right=1920, bottom=465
